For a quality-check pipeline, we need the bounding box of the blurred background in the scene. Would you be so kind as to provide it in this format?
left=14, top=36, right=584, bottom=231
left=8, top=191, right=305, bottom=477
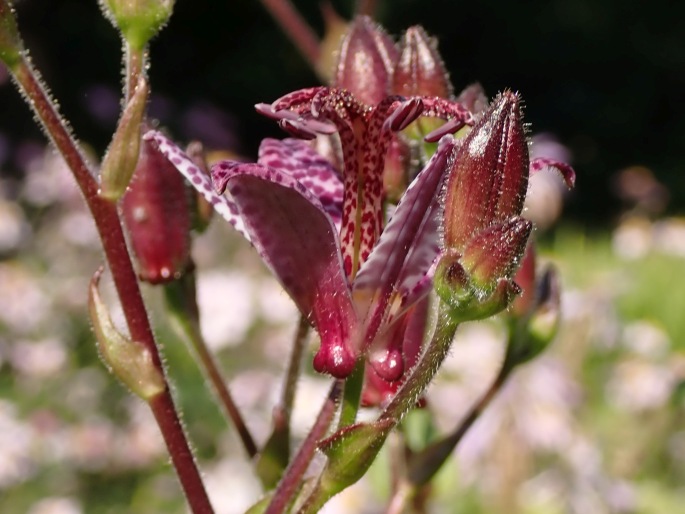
left=1, top=0, right=685, bottom=513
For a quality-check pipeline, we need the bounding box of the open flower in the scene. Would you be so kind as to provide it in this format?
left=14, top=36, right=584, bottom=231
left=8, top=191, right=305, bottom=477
left=147, top=125, right=459, bottom=380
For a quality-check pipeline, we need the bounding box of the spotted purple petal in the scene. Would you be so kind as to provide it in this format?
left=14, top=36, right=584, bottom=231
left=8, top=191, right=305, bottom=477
left=143, top=130, right=247, bottom=238
left=212, top=161, right=358, bottom=379
left=257, top=138, right=343, bottom=229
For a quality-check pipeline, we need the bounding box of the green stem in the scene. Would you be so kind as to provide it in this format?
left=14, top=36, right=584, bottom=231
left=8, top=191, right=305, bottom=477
left=164, top=276, right=258, bottom=459
left=264, top=381, right=342, bottom=514
left=10, top=56, right=213, bottom=513
left=337, top=358, right=365, bottom=429
left=279, top=314, right=310, bottom=428
left=124, top=42, right=145, bottom=102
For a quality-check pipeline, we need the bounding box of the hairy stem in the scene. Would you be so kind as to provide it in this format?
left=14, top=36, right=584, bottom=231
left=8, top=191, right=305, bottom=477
left=124, top=42, right=145, bottom=102
left=280, top=314, right=310, bottom=427
left=337, top=358, right=365, bottom=429
left=264, top=380, right=342, bottom=514
left=10, top=57, right=213, bottom=513
left=259, top=0, right=320, bottom=70
left=165, top=276, right=258, bottom=459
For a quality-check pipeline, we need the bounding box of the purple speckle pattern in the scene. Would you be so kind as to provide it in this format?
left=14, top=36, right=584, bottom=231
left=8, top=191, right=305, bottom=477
left=210, top=159, right=359, bottom=379
left=354, top=136, right=458, bottom=336
left=257, top=138, right=343, bottom=230
left=143, top=131, right=248, bottom=239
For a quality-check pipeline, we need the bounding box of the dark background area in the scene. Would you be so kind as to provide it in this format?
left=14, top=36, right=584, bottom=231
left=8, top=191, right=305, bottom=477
left=1, top=0, right=684, bottom=225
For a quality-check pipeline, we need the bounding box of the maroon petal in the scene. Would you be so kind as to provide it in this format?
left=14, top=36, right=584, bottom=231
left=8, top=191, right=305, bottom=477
left=212, top=161, right=358, bottom=378
left=257, top=138, right=343, bottom=229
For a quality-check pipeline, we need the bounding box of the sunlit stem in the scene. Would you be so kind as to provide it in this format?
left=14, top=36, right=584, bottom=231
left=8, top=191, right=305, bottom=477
left=279, top=314, right=310, bottom=429
left=256, top=315, right=310, bottom=487
left=164, top=275, right=258, bottom=459
left=258, top=0, right=320, bottom=71
left=9, top=55, right=213, bottom=513
left=264, top=381, right=343, bottom=514
left=337, top=359, right=365, bottom=429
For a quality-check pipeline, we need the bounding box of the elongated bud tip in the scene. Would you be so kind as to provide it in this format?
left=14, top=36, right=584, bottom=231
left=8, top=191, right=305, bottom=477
left=0, top=0, right=23, bottom=68
left=101, top=0, right=174, bottom=49
left=332, top=15, right=398, bottom=105
left=100, top=77, right=149, bottom=201
left=393, top=25, right=452, bottom=98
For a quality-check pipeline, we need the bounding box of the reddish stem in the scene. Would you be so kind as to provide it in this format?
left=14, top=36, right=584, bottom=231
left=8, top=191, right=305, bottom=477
left=265, top=381, right=342, bottom=514
left=11, top=58, right=213, bottom=513
left=259, top=0, right=320, bottom=69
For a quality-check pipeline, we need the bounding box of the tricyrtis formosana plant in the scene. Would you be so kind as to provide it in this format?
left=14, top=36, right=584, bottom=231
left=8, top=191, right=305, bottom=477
left=0, top=1, right=575, bottom=513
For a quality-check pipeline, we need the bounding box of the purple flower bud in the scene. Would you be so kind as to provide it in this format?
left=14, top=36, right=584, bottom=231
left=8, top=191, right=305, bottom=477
left=443, top=91, right=529, bottom=250
left=392, top=26, right=453, bottom=99
left=122, top=132, right=191, bottom=284
left=332, top=16, right=398, bottom=105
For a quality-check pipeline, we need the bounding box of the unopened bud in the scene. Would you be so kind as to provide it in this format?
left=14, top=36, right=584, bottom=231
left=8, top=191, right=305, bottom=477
left=121, top=127, right=191, bottom=284
left=88, top=268, right=165, bottom=400
left=332, top=15, right=398, bottom=105
left=101, top=0, right=174, bottom=50
left=393, top=26, right=452, bottom=99
left=0, top=0, right=23, bottom=68
left=443, top=91, right=529, bottom=250
left=100, top=77, right=148, bottom=200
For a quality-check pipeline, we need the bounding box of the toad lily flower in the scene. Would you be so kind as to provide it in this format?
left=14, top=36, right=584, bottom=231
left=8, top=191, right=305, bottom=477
left=147, top=123, right=459, bottom=380
left=145, top=82, right=473, bottom=380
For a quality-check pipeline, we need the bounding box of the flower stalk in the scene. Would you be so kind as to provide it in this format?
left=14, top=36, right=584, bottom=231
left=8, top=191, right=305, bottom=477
left=3, top=7, right=212, bottom=512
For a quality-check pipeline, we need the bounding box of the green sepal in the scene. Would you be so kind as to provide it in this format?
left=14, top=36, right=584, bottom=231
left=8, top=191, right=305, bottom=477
left=88, top=267, right=165, bottom=400
left=434, top=254, right=521, bottom=323
left=99, top=77, right=148, bottom=201
left=317, top=420, right=394, bottom=499
left=0, top=0, right=23, bottom=68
